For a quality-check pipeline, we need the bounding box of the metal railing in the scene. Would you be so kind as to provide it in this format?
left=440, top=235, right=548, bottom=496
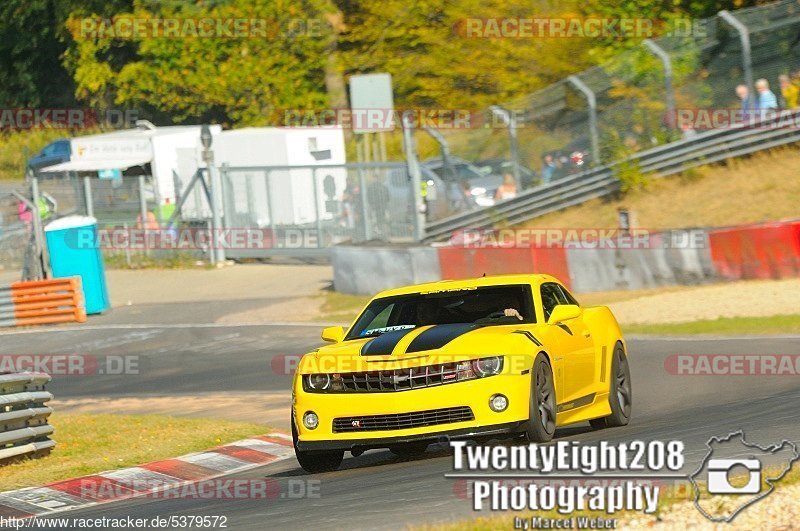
left=423, top=108, right=800, bottom=241
left=0, top=372, right=55, bottom=463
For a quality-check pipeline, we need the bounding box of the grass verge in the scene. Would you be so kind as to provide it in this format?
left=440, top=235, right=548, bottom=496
left=623, top=314, right=800, bottom=336
left=0, top=413, right=269, bottom=492
left=103, top=251, right=213, bottom=270
left=315, top=290, right=370, bottom=323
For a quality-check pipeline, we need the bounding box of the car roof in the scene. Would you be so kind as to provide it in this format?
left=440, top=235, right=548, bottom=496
left=373, top=273, right=560, bottom=298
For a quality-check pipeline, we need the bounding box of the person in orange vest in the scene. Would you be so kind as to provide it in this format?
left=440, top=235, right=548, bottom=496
left=136, top=211, right=160, bottom=230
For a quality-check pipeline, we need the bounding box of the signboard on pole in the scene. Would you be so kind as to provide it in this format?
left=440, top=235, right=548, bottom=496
left=349, top=73, right=395, bottom=134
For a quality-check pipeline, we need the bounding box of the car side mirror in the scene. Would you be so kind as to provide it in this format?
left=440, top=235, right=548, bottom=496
left=321, top=326, right=345, bottom=343
left=547, top=304, right=582, bottom=325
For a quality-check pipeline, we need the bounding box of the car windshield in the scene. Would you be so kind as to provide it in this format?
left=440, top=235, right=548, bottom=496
left=345, top=285, right=535, bottom=340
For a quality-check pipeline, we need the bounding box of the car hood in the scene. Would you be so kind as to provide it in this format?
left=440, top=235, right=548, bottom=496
left=299, top=324, right=527, bottom=373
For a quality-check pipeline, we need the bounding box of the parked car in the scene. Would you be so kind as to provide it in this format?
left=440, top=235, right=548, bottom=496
left=423, top=157, right=501, bottom=207
left=474, top=158, right=538, bottom=189
left=26, top=140, right=71, bottom=173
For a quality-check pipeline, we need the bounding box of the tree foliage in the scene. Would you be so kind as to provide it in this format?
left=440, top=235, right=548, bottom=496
left=0, top=0, right=765, bottom=126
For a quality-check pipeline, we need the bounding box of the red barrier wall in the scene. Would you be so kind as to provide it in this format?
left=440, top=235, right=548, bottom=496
left=437, top=247, right=571, bottom=287
left=708, top=221, right=800, bottom=280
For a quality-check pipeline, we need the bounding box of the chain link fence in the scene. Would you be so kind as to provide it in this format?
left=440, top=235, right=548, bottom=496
left=218, top=163, right=419, bottom=257
left=442, top=0, right=800, bottom=188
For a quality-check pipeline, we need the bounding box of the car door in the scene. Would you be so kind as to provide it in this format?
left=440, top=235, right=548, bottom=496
left=540, top=282, right=595, bottom=406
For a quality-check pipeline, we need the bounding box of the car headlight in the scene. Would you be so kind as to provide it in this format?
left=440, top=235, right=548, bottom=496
left=472, top=356, right=503, bottom=376
left=305, top=373, right=331, bottom=391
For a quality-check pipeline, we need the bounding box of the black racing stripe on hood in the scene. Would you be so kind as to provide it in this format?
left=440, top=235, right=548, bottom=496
left=360, top=328, right=416, bottom=356
left=406, top=323, right=478, bottom=353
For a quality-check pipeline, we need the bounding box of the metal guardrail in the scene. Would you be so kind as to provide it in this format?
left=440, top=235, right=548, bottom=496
left=0, top=372, right=55, bottom=463
left=423, top=109, right=800, bottom=241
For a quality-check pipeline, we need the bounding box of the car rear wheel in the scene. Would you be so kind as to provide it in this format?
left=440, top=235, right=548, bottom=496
left=523, top=353, right=557, bottom=443
left=589, top=344, right=632, bottom=430
left=292, top=415, right=344, bottom=473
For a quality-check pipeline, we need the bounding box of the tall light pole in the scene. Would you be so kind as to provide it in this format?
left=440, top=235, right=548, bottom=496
left=201, top=125, right=225, bottom=264
left=490, top=105, right=521, bottom=189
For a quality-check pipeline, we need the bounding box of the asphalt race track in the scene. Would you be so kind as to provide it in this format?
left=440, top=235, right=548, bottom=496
left=2, top=324, right=799, bottom=530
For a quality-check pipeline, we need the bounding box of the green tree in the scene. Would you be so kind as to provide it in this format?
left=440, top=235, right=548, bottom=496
left=66, top=0, right=333, bottom=125
left=0, top=0, right=131, bottom=108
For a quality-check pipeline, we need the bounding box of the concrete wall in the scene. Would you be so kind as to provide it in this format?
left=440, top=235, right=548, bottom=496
left=566, top=231, right=716, bottom=293
left=331, top=221, right=800, bottom=295
left=331, top=245, right=441, bottom=295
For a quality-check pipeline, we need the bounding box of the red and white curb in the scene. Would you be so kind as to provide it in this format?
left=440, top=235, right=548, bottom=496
left=0, top=432, right=294, bottom=518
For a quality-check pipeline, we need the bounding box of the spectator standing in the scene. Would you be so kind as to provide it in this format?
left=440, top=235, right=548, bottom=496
left=341, top=176, right=361, bottom=229
left=494, top=173, right=517, bottom=201
left=755, top=78, right=778, bottom=110
left=735, top=84, right=753, bottom=109
left=541, top=154, right=556, bottom=184
left=779, top=74, right=798, bottom=109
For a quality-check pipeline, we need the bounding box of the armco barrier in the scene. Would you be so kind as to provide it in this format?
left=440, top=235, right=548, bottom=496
left=331, top=245, right=442, bottom=295
left=0, top=372, right=55, bottom=463
left=709, top=220, right=800, bottom=280
left=0, top=277, right=87, bottom=327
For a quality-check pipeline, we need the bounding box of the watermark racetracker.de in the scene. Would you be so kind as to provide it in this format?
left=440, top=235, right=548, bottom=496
left=665, top=354, right=800, bottom=376
left=0, top=354, right=139, bottom=376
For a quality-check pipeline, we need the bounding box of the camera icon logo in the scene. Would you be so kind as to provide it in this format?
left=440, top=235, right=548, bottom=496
left=690, top=431, right=800, bottom=522
left=707, top=458, right=761, bottom=494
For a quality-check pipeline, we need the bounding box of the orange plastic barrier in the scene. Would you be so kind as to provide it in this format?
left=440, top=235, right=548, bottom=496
left=437, top=246, right=571, bottom=288
left=708, top=221, right=800, bottom=280
left=0, top=277, right=87, bottom=327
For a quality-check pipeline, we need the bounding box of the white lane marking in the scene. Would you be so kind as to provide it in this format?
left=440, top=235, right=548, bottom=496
left=627, top=334, right=800, bottom=341
left=0, top=321, right=341, bottom=336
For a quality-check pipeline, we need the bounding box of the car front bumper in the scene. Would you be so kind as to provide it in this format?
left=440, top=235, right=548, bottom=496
left=293, top=370, right=531, bottom=451
left=295, top=421, right=524, bottom=452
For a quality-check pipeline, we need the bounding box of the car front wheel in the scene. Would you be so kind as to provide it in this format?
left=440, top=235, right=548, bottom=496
left=292, top=415, right=344, bottom=473
left=523, top=353, right=557, bottom=443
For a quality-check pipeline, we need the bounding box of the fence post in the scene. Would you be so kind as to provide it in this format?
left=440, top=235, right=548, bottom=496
left=201, top=125, right=225, bottom=264
left=567, top=75, right=600, bottom=165
left=29, top=176, right=50, bottom=279
left=265, top=170, right=277, bottom=244
left=83, top=176, right=94, bottom=218
left=311, top=168, right=323, bottom=249
left=401, top=111, right=425, bottom=241
left=138, top=175, right=149, bottom=257
left=356, top=166, right=371, bottom=241
left=718, top=10, right=753, bottom=98
left=422, top=126, right=453, bottom=180
left=220, top=163, right=232, bottom=230
left=489, top=106, right=522, bottom=189
left=643, top=39, right=676, bottom=132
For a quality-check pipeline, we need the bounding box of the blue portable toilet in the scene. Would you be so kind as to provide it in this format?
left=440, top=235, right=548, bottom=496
left=44, top=216, right=110, bottom=314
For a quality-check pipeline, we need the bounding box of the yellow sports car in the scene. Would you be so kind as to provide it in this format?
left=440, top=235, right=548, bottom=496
left=291, top=274, right=631, bottom=472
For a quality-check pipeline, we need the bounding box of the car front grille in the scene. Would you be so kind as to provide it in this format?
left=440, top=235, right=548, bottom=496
left=313, top=362, right=465, bottom=393
left=332, top=406, right=474, bottom=433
